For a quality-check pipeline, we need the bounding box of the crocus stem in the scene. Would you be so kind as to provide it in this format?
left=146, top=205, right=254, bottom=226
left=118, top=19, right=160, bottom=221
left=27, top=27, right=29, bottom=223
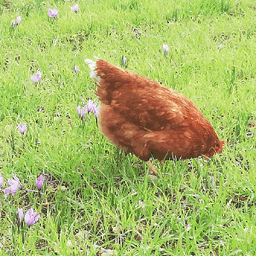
left=10, top=131, right=15, bottom=152
left=11, top=224, right=15, bottom=245
left=22, top=230, right=25, bottom=244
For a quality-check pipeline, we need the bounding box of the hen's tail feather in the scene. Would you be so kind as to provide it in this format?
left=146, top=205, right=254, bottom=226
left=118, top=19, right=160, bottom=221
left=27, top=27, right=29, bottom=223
left=84, top=59, right=101, bottom=82
left=85, top=59, right=131, bottom=105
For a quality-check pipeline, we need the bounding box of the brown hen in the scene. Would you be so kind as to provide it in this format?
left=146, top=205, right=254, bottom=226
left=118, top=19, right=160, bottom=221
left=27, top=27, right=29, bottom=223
left=85, top=59, right=225, bottom=161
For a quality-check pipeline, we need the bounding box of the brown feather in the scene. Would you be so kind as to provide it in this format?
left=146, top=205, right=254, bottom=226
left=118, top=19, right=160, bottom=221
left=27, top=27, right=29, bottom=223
left=88, top=59, right=225, bottom=161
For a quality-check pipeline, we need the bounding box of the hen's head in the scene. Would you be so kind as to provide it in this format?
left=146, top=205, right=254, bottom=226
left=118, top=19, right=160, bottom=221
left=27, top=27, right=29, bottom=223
left=204, top=140, right=226, bottom=158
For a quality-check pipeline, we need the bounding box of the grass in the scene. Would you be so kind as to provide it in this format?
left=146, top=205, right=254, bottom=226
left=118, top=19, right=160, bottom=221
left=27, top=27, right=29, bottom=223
left=0, top=0, right=256, bottom=254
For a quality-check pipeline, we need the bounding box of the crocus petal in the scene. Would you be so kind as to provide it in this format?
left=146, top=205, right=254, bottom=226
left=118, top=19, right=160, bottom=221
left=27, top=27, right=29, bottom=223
left=0, top=174, right=3, bottom=189
left=163, top=43, right=169, bottom=55
left=31, top=71, right=41, bottom=82
left=93, top=105, right=100, bottom=117
left=18, top=124, right=27, bottom=134
left=77, top=105, right=82, bottom=116
left=77, top=105, right=87, bottom=117
left=25, top=208, right=34, bottom=225
left=74, top=66, right=79, bottom=74
left=7, top=179, right=15, bottom=186
left=12, top=174, right=20, bottom=182
left=4, top=180, right=20, bottom=194
left=16, top=205, right=24, bottom=226
left=25, top=208, right=40, bottom=226
left=10, top=181, right=20, bottom=194
left=4, top=187, right=11, bottom=194
left=30, top=75, right=37, bottom=82
left=34, top=213, right=40, bottom=223
left=35, top=175, right=44, bottom=189
left=70, top=4, right=78, bottom=13
left=37, top=71, right=42, bottom=80
left=16, top=16, right=22, bottom=24
left=4, top=175, right=21, bottom=194
left=122, top=56, right=127, bottom=66
left=86, top=100, right=96, bottom=112
left=48, top=8, right=59, bottom=18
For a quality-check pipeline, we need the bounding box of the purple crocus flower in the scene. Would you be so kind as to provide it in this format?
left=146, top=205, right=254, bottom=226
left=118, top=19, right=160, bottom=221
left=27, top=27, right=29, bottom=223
left=35, top=175, right=44, bottom=189
left=93, top=105, right=100, bottom=117
left=74, top=65, right=79, bottom=74
left=4, top=174, right=21, bottom=195
left=16, top=16, right=22, bottom=24
left=18, top=124, right=27, bottom=134
left=16, top=205, right=24, bottom=228
left=30, top=70, right=41, bottom=83
left=48, top=8, right=59, bottom=18
left=70, top=4, right=78, bottom=13
left=163, top=43, right=169, bottom=55
left=0, top=173, right=4, bottom=189
left=24, top=208, right=40, bottom=226
left=11, top=20, right=16, bottom=26
left=122, top=56, right=127, bottom=67
left=77, top=105, right=88, bottom=117
left=86, top=100, right=96, bottom=112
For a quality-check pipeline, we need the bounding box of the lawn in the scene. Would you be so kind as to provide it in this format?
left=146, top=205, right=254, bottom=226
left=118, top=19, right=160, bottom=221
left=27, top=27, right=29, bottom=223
left=0, top=0, right=256, bottom=255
